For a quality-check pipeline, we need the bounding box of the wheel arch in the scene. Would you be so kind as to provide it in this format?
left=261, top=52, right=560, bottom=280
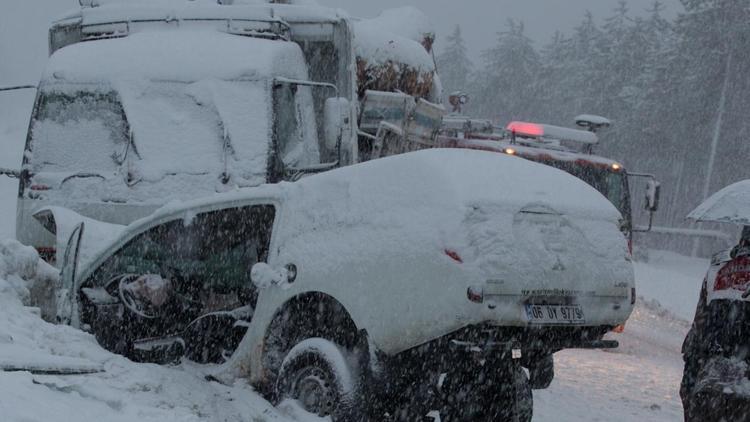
left=257, top=291, right=368, bottom=395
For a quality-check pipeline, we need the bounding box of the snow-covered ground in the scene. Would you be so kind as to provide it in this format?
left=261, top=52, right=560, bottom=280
left=0, top=234, right=706, bottom=421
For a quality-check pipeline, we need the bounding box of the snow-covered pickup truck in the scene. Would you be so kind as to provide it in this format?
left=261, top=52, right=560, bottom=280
left=51, top=149, right=635, bottom=421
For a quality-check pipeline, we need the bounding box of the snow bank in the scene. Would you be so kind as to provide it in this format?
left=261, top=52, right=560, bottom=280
left=634, top=249, right=708, bottom=320
left=0, top=239, right=59, bottom=320
left=0, top=237, right=313, bottom=422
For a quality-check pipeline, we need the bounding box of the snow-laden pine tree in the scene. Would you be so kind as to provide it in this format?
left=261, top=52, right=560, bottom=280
left=435, top=25, right=472, bottom=101
left=470, top=20, right=539, bottom=123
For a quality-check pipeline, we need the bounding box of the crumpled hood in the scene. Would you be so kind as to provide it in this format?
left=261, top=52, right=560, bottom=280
left=33, top=206, right=125, bottom=269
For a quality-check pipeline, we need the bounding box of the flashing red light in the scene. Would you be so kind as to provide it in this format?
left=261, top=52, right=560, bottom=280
left=444, top=249, right=463, bottom=264
left=507, top=121, right=544, bottom=137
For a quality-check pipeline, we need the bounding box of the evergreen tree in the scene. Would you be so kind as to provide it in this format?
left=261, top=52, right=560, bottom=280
left=470, top=20, right=540, bottom=122
left=435, top=25, right=473, bottom=99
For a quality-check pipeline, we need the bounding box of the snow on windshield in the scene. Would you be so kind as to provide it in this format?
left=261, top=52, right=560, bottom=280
left=29, top=30, right=315, bottom=202
left=29, top=90, right=127, bottom=175
left=30, top=79, right=271, bottom=200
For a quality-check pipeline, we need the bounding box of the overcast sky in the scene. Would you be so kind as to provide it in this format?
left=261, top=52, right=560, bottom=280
left=0, top=0, right=682, bottom=87
left=319, top=0, right=681, bottom=59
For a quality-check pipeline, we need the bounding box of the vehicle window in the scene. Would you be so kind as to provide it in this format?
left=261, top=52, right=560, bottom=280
left=273, top=83, right=301, bottom=165
left=86, top=204, right=276, bottom=307
left=272, top=82, right=320, bottom=170
left=537, top=159, right=631, bottom=221
left=29, top=91, right=128, bottom=173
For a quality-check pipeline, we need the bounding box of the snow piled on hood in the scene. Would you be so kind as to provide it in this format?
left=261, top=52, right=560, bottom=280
left=0, top=238, right=316, bottom=422
left=688, top=179, right=750, bottom=225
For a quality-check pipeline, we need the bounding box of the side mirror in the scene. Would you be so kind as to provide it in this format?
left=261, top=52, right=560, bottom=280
left=251, top=262, right=296, bottom=289
left=645, top=180, right=661, bottom=212
left=324, top=97, right=355, bottom=164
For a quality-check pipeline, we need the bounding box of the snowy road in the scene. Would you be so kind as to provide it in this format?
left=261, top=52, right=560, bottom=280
left=0, top=238, right=705, bottom=421
left=535, top=251, right=705, bottom=421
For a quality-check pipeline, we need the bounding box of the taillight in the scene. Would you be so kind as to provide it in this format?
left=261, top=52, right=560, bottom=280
left=30, top=184, right=50, bottom=191
left=444, top=249, right=463, bottom=264
left=36, top=247, right=56, bottom=264
left=612, top=324, right=625, bottom=333
left=467, top=286, right=484, bottom=304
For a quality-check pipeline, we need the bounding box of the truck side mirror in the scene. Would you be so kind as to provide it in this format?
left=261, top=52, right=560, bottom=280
left=645, top=180, right=661, bottom=212
left=251, top=262, right=296, bottom=289
left=324, top=97, right=354, bottom=162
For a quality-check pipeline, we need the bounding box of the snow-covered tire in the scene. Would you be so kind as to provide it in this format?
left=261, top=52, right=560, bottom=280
left=527, top=354, right=554, bottom=390
left=275, top=338, right=363, bottom=421
left=515, top=367, right=534, bottom=422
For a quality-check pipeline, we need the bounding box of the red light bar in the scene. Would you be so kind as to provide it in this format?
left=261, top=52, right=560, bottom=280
left=507, top=121, right=544, bottom=137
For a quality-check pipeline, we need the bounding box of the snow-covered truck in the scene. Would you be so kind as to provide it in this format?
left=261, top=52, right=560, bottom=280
left=55, top=149, right=635, bottom=421
left=15, top=1, right=444, bottom=263
left=441, top=116, right=662, bottom=255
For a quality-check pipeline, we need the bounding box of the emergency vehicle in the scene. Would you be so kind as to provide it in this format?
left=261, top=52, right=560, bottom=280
left=439, top=114, right=661, bottom=253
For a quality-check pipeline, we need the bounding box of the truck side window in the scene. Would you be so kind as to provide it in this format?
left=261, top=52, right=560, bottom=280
left=273, top=83, right=301, bottom=165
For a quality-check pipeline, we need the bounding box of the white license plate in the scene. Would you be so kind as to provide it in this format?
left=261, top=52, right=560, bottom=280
left=524, top=304, right=585, bottom=324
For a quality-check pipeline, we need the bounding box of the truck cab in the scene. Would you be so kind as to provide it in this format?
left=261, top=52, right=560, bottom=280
left=18, top=2, right=365, bottom=263
left=17, top=1, right=446, bottom=264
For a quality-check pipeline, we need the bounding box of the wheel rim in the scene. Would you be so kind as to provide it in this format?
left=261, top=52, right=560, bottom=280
left=290, top=366, right=337, bottom=416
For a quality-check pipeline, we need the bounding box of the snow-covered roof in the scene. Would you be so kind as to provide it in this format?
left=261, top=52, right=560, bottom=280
left=688, top=180, right=750, bottom=225
left=124, top=148, right=621, bottom=234
left=43, top=30, right=306, bottom=84
left=575, top=114, right=611, bottom=126
left=356, top=6, right=434, bottom=43
left=55, top=1, right=345, bottom=25
left=353, top=10, right=435, bottom=72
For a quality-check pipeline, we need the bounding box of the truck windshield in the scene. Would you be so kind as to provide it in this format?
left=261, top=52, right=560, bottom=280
left=25, top=80, right=274, bottom=201
left=533, top=158, right=632, bottom=224
left=29, top=91, right=128, bottom=174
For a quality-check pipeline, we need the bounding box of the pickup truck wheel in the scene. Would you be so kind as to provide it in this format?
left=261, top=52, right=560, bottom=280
left=528, top=354, right=555, bottom=389
left=275, top=338, right=363, bottom=421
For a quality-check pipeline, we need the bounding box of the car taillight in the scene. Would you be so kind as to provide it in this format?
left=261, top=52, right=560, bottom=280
left=36, top=247, right=56, bottom=264
left=467, top=286, right=484, bottom=304
left=444, top=249, right=463, bottom=264
left=30, top=184, right=50, bottom=191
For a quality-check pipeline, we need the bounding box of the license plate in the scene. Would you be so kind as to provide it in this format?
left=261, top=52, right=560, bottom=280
left=524, top=304, right=585, bottom=324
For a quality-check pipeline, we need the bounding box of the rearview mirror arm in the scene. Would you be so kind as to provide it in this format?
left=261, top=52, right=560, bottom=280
left=0, top=167, right=20, bottom=179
